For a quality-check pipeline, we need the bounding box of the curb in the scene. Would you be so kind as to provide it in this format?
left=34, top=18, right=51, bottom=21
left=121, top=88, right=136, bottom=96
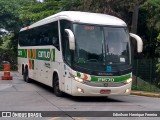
left=131, top=91, right=160, bottom=98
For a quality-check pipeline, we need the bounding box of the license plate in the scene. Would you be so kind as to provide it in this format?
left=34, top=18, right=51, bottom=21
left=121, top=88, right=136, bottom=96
left=100, top=89, right=111, bottom=94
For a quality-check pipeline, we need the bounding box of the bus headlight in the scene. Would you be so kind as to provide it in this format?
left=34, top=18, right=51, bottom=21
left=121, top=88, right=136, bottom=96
left=124, top=78, right=132, bottom=84
left=69, top=73, right=84, bottom=83
left=69, top=73, right=91, bottom=83
left=75, top=76, right=83, bottom=83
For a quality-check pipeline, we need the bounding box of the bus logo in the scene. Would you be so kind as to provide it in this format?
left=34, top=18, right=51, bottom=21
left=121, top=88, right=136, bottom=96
left=38, top=51, right=50, bottom=59
left=106, top=66, right=112, bottom=72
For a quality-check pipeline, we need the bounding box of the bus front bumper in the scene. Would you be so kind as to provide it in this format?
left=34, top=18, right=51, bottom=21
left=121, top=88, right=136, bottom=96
left=71, top=80, right=132, bottom=96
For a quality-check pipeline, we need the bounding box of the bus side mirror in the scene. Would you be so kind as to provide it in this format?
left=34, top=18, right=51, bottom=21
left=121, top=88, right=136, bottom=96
left=129, top=33, right=143, bottom=53
left=65, top=29, right=75, bottom=50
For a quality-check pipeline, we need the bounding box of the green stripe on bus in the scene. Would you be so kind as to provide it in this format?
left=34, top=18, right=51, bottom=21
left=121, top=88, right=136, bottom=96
left=91, top=74, right=131, bottom=82
left=18, top=49, right=27, bottom=58
left=77, top=72, right=81, bottom=77
left=76, top=72, right=131, bottom=82
left=50, top=49, right=55, bottom=62
left=36, top=49, right=50, bottom=61
left=18, top=49, right=55, bottom=62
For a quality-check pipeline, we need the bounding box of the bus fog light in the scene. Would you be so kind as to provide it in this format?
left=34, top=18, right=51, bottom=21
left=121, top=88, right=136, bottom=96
left=125, top=89, right=130, bottom=93
left=125, top=78, right=132, bottom=84
left=77, top=87, right=84, bottom=93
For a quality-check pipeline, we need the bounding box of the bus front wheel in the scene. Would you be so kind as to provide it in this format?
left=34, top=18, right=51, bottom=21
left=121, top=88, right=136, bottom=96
left=53, top=76, right=63, bottom=97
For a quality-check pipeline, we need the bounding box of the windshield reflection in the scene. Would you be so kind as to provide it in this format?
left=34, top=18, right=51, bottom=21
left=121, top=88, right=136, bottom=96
left=73, top=24, right=130, bottom=72
left=104, top=27, right=130, bottom=64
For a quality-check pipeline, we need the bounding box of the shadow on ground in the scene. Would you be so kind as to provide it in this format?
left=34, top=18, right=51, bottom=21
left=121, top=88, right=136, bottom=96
left=30, top=80, right=123, bottom=103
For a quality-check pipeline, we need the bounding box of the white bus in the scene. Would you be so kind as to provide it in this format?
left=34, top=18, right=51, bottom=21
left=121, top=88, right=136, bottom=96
left=18, top=11, right=143, bottom=97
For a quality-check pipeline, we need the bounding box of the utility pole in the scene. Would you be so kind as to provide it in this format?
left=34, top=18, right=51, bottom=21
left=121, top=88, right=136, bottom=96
left=131, top=1, right=139, bottom=34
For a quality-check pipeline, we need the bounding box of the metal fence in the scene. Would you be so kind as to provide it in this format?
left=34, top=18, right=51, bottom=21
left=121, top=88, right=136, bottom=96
left=132, top=59, right=160, bottom=92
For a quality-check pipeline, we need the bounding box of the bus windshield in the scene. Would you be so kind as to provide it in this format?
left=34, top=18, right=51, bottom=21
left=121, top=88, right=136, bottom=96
left=73, top=24, right=130, bottom=72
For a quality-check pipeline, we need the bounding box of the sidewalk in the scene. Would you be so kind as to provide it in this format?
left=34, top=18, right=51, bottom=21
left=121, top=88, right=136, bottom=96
left=131, top=90, right=160, bottom=98
left=0, top=71, right=160, bottom=98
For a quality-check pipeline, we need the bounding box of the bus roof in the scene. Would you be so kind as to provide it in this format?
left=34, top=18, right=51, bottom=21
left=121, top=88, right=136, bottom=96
left=20, top=11, right=127, bottom=31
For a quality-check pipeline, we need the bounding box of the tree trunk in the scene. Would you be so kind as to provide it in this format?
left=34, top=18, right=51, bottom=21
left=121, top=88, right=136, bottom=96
left=131, top=3, right=139, bottom=34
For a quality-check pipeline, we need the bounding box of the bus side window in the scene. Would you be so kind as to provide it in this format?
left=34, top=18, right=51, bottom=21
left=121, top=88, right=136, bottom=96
left=26, top=30, right=31, bottom=46
left=22, top=31, right=29, bottom=46
left=19, top=21, right=59, bottom=47
left=50, top=21, right=59, bottom=50
left=52, top=37, right=58, bottom=46
left=30, top=29, right=36, bottom=46
left=19, top=32, right=25, bottom=46
left=39, top=21, right=60, bottom=49
left=38, top=32, right=43, bottom=45
left=42, top=32, right=50, bottom=45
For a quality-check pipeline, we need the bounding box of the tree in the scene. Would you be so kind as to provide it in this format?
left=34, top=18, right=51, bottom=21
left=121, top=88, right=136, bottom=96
left=72, top=0, right=146, bottom=32
left=19, top=1, right=59, bottom=26
left=0, top=0, right=36, bottom=32
left=19, top=0, right=81, bottom=25
left=139, top=0, right=160, bottom=58
left=0, top=0, right=38, bottom=68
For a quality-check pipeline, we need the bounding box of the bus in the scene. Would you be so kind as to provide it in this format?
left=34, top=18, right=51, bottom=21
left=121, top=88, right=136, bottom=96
left=18, top=11, right=143, bottom=97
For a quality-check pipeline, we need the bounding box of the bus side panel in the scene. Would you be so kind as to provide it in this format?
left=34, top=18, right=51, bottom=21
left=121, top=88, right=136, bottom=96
left=34, top=59, right=43, bottom=82
left=18, top=57, right=28, bottom=74
left=34, top=47, right=64, bottom=87
left=51, top=50, right=66, bottom=91
left=17, top=57, right=22, bottom=74
left=60, top=63, right=72, bottom=94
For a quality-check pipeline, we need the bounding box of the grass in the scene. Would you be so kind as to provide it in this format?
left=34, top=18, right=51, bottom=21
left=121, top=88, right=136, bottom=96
left=132, top=82, right=160, bottom=92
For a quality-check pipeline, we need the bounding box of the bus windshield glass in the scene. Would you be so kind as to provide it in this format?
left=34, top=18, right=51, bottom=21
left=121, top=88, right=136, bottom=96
left=73, top=24, right=130, bottom=72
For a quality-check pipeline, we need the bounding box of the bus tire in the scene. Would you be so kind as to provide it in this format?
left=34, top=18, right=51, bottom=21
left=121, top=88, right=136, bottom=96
left=53, top=75, right=63, bottom=97
left=23, top=67, right=31, bottom=83
left=22, top=64, right=24, bottom=75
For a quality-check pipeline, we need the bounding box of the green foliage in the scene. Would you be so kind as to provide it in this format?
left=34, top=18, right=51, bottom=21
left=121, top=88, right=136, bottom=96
left=0, top=0, right=37, bottom=69
left=141, top=0, right=160, bottom=74
left=0, top=37, right=3, bottom=46
left=155, top=33, right=160, bottom=56
left=19, top=0, right=81, bottom=25
left=0, top=48, right=17, bottom=70
left=0, top=0, right=36, bottom=32
left=0, top=33, right=14, bottom=49
left=132, top=82, right=160, bottom=92
left=157, top=33, right=160, bottom=41
left=0, top=33, right=17, bottom=70
left=19, top=1, right=59, bottom=25
left=137, top=0, right=160, bottom=58
left=59, top=0, right=81, bottom=11
left=142, top=0, right=160, bottom=29
left=156, top=63, right=160, bottom=72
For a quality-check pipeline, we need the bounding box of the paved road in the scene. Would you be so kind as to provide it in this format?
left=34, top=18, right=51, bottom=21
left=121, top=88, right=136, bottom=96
left=0, top=72, right=160, bottom=120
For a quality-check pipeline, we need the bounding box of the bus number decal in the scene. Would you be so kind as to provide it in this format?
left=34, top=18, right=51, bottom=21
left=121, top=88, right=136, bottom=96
left=98, top=78, right=114, bottom=82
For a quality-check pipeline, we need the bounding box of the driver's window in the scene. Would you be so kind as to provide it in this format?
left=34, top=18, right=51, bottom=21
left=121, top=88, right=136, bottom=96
left=60, top=20, right=72, bottom=65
